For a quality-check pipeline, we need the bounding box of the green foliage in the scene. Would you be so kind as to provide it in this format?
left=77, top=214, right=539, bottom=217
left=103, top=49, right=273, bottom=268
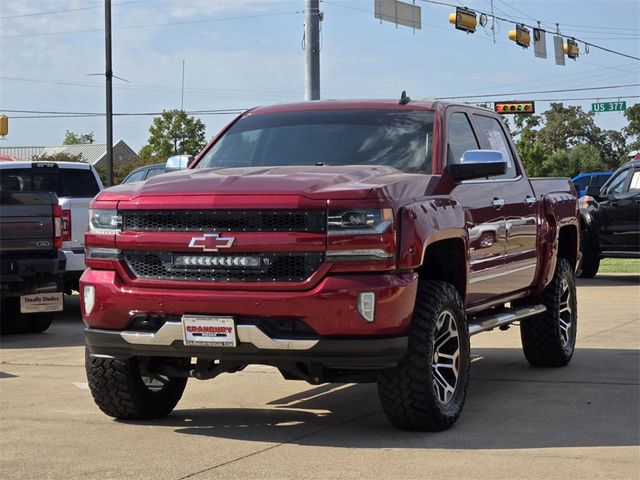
left=623, top=103, right=640, bottom=151
left=515, top=102, right=637, bottom=178
left=35, top=152, right=83, bottom=162
left=63, top=130, right=94, bottom=145
left=139, top=110, right=206, bottom=160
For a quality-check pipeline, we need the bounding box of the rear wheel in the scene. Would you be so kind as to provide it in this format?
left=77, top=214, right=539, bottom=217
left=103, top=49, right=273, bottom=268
left=520, top=258, right=577, bottom=367
left=85, top=349, right=188, bottom=420
left=26, top=314, right=53, bottom=333
left=0, top=298, right=29, bottom=334
left=377, top=281, right=470, bottom=431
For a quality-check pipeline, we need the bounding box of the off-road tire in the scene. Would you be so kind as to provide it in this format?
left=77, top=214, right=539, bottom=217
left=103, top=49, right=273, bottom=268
left=85, top=349, right=188, bottom=420
left=377, top=281, right=470, bottom=431
left=520, top=258, right=577, bottom=367
left=578, top=230, right=599, bottom=278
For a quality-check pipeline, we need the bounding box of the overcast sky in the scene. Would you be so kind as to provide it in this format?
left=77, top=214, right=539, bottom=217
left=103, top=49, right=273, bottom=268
left=1, top=0, right=639, bottom=153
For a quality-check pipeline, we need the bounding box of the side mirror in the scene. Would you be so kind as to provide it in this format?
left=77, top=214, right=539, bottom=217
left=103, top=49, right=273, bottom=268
left=447, top=150, right=507, bottom=182
left=165, top=155, right=194, bottom=172
left=585, top=185, right=601, bottom=197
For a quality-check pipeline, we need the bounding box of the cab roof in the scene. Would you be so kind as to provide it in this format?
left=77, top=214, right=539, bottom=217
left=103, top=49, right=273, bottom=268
left=247, top=98, right=485, bottom=116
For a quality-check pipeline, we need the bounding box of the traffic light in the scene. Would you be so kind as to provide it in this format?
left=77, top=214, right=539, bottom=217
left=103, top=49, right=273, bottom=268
left=494, top=101, right=535, bottom=114
left=448, top=7, right=477, bottom=33
left=508, top=24, right=530, bottom=48
left=0, top=115, right=7, bottom=136
left=564, top=38, right=579, bottom=59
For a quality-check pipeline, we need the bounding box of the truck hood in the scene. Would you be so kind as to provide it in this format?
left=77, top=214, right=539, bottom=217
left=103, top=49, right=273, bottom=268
left=99, top=165, right=433, bottom=202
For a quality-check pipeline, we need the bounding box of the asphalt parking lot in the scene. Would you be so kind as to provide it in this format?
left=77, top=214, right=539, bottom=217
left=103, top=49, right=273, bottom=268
left=1, top=274, right=638, bottom=480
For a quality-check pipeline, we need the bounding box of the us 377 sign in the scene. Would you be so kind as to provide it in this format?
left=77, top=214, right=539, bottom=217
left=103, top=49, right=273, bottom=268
left=591, top=101, right=626, bottom=112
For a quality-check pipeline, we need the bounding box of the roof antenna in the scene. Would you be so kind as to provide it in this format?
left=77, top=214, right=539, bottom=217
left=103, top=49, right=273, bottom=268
left=398, top=90, right=411, bottom=105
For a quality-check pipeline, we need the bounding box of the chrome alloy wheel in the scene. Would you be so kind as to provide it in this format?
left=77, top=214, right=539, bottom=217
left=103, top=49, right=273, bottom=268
left=558, top=278, right=573, bottom=347
left=431, top=309, right=460, bottom=404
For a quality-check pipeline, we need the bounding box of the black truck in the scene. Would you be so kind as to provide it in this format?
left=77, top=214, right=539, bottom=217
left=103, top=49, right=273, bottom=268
left=0, top=176, right=66, bottom=334
left=579, top=158, right=640, bottom=277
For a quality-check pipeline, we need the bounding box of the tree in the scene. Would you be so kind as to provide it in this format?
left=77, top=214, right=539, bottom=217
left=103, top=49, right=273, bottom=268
left=139, top=110, right=206, bottom=160
left=35, top=152, right=83, bottom=162
left=623, top=103, right=640, bottom=151
left=63, top=130, right=94, bottom=145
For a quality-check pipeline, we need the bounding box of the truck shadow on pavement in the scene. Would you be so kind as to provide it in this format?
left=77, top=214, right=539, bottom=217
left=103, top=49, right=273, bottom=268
left=134, top=347, right=639, bottom=450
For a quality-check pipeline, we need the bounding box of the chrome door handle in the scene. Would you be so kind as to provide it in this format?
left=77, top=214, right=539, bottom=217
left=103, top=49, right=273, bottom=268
left=492, top=198, right=505, bottom=209
left=525, top=196, right=536, bottom=206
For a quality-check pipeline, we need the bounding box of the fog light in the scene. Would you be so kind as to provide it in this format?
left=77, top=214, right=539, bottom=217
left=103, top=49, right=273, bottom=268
left=84, top=285, right=95, bottom=315
left=357, top=292, right=376, bottom=323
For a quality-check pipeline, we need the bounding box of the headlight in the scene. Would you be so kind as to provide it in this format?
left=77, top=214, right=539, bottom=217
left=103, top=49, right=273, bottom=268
left=88, top=209, right=122, bottom=234
left=328, top=208, right=393, bottom=235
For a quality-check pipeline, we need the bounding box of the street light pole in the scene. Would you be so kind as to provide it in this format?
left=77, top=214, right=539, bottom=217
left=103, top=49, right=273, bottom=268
left=105, top=0, right=113, bottom=187
left=304, top=0, right=320, bottom=101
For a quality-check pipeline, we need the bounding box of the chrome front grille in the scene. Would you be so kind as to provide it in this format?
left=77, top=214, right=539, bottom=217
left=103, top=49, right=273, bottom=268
left=122, top=251, right=324, bottom=282
left=121, top=210, right=327, bottom=233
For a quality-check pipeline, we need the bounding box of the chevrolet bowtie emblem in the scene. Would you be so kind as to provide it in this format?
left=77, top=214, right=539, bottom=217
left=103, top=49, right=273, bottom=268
left=188, top=234, right=235, bottom=252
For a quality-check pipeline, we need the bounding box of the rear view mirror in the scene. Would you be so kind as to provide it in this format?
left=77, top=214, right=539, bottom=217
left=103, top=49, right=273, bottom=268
left=447, top=150, right=507, bottom=182
left=165, top=155, right=194, bottom=172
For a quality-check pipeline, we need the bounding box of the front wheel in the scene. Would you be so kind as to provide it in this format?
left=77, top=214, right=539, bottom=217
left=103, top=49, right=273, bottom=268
left=578, top=230, right=599, bottom=278
left=86, top=349, right=188, bottom=420
left=520, top=258, right=577, bottom=367
left=377, top=281, right=470, bottom=431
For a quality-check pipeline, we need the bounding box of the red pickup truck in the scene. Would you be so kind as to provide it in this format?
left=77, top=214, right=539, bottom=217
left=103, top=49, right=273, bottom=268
left=82, top=99, right=579, bottom=431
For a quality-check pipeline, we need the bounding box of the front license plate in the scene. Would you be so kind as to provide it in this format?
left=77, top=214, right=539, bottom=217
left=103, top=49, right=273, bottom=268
left=20, top=292, right=63, bottom=313
left=182, top=315, right=236, bottom=347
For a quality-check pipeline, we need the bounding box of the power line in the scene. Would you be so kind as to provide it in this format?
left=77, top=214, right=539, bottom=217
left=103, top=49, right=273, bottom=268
left=414, top=0, right=640, bottom=62
left=0, top=11, right=301, bottom=39
left=436, top=83, right=640, bottom=100
left=0, top=0, right=148, bottom=20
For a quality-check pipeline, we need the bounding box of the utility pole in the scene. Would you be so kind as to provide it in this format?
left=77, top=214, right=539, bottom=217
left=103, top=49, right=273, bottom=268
left=104, top=0, right=113, bottom=186
left=304, top=0, right=320, bottom=101
left=181, top=59, right=185, bottom=111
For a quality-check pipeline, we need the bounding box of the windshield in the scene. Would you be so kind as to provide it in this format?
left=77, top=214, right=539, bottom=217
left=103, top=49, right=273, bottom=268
left=197, top=109, right=435, bottom=173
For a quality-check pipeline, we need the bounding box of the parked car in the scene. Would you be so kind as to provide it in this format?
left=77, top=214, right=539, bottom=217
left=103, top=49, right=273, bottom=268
left=578, top=159, right=640, bottom=277
left=121, top=163, right=165, bottom=184
left=121, top=156, right=194, bottom=184
left=0, top=161, right=103, bottom=293
left=0, top=181, right=66, bottom=334
left=572, top=172, right=612, bottom=198
left=82, top=99, right=580, bottom=431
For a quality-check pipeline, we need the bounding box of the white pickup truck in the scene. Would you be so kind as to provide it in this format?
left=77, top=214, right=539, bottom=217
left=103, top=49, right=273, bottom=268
left=0, top=161, right=103, bottom=293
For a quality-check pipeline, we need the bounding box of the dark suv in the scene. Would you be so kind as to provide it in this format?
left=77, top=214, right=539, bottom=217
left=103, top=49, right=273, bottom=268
left=579, top=159, right=640, bottom=277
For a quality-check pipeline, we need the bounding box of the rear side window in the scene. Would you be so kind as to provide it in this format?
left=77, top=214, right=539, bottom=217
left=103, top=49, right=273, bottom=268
left=447, top=113, right=479, bottom=165
left=594, top=175, right=611, bottom=188
left=573, top=177, right=589, bottom=189
left=0, top=167, right=100, bottom=197
left=123, top=170, right=146, bottom=183
left=145, top=168, right=166, bottom=179
left=473, top=115, right=517, bottom=179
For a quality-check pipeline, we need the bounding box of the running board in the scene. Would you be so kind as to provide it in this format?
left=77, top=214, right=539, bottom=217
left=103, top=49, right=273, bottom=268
left=468, top=305, right=546, bottom=336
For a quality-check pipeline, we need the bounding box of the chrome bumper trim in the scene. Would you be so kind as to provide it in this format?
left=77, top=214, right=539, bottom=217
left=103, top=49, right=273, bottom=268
left=119, top=321, right=318, bottom=350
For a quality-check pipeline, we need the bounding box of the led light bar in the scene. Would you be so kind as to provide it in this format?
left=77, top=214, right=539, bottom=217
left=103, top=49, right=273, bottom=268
left=173, top=255, right=261, bottom=268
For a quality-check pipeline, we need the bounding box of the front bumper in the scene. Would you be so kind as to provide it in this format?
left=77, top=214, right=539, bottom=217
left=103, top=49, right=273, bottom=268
left=81, top=268, right=418, bottom=369
left=85, top=324, right=408, bottom=369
